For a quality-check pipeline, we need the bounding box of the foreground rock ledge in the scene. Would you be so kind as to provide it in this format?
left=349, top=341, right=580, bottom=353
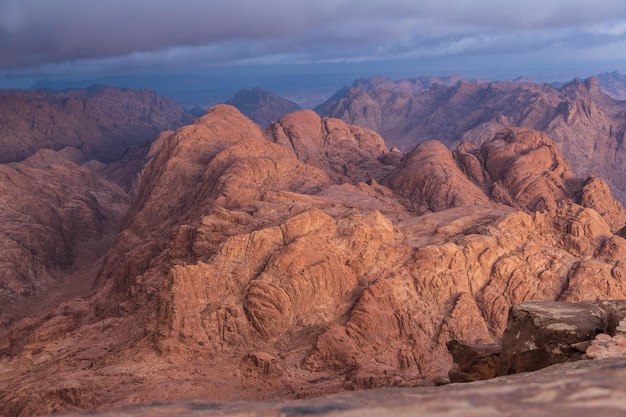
left=499, top=300, right=626, bottom=375
left=56, top=359, right=626, bottom=417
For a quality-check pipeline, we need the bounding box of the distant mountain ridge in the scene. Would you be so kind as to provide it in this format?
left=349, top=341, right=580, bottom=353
left=596, top=70, right=626, bottom=100
left=225, top=87, right=301, bottom=127
left=0, top=85, right=192, bottom=163
left=352, top=74, right=464, bottom=94
left=316, top=75, right=626, bottom=204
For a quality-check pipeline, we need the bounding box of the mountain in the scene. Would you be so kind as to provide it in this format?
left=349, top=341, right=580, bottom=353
left=316, top=76, right=626, bottom=204
left=352, top=74, right=464, bottom=94
left=0, top=85, right=192, bottom=163
left=0, top=85, right=196, bottom=341
left=225, top=87, right=301, bottom=128
left=0, top=152, right=131, bottom=333
left=2, top=105, right=626, bottom=416
left=596, top=71, right=626, bottom=100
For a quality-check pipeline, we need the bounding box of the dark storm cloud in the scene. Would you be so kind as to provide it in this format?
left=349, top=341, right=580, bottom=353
left=2, top=0, right=626, bottom=73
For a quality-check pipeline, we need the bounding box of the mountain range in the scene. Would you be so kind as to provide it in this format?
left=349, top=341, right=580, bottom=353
left=2, top=78, right=626, bottom=414
left=316, top=75, right=626, bottom=205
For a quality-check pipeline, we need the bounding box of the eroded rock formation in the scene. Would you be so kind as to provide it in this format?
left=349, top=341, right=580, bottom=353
left=2, top=106, right=626, bottom=416
left=498, top=300, right=626, bottom=375
left=317, top=75, right=626, bottom=204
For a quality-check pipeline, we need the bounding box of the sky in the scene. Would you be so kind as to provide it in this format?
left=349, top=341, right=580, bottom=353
left=2, top=0, right=626, bottom=104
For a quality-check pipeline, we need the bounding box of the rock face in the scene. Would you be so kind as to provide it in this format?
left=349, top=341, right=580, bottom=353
left=225, top=87, right=301, bottom=128
left=3, top=106, right=626, bottom=416
left=317, top=75, right=626, bottom=204
left=0, top=85, right=192, bottom=163
left=499, top=300, right=626, bottom=375
left=386, top=140, right=489, bottom=213
left=447, top=300, right=626, bottom=382
left=446, top=340, right=500, bottom=383
left=267, top=109, right=392, bottom=182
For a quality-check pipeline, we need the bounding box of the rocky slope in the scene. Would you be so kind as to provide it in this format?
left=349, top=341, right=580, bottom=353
left=317, top=76, right=626, bottom=203
left=0, top=85, right=192, bottom=412
left=225, top=87, right=301, bottom=128
left=0, top=152, right=131, bottom=334
left=0, top=85, right=192, bottom=163
left=2, top=106, right=626, bottom=416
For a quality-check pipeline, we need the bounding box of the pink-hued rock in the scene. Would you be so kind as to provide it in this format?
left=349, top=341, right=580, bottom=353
left=615, top=336, right=626, bottom=347
left=317, top=75, right=626, bottom=205
left=595, top=333, right=613, bottom=342
left=499, top=300, right=625, bottom=375
left=4, top=106, right=626, bottom=416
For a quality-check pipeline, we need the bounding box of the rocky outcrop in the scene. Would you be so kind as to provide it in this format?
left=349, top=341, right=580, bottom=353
left=3, top=108, right=626, bottom=416
left=498, top=300, right=626, bottom=375
left=225, top=87, right=301, bottom=128
left=577, top=175, right=626, bottom=233
left=447, top=300, right=626, bottom=381
left=385, top=128, right=586, bottom=215
left=385, top=140, right=489, bottom=213
left=0, top=85, right=192, bottom=163
left=480, top=128, right=576, bottom=211
left=446, top=340, right=500, bottom=382
left=267, top=109, right=393, bottom=182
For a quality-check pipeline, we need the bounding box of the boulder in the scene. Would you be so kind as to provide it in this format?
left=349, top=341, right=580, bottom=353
left=446, top=340, right=501, bottom=382
left=499, top=300, right=626, bottom=375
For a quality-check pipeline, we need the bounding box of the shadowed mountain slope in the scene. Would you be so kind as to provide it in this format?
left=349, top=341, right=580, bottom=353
left=225, top=87, right=301, bottom=128
left=0, top=85, right=192, bottom=163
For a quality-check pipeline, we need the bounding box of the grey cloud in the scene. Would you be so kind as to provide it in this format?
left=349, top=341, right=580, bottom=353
left=2, top=0, right=626, bottom=73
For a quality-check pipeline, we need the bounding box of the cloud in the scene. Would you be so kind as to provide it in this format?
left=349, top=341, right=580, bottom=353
left=2, top=0, right=626, bottom=75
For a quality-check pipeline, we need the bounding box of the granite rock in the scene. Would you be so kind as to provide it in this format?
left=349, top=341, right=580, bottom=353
left=499, top=300, right=626, bottom=375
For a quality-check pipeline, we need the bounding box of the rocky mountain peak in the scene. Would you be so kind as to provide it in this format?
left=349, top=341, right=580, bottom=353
left=225, top=87, right=301, bottom=128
